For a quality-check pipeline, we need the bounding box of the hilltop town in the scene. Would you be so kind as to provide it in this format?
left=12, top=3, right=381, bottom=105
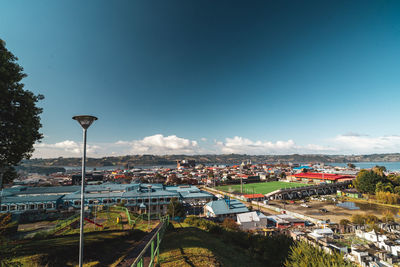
left=3, top=159, right=400, bottom=266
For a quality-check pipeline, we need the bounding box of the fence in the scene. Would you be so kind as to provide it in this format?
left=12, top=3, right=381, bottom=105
left=131, top=215, right=169, bottom=267
left=47, top=213, right=80, bottom=235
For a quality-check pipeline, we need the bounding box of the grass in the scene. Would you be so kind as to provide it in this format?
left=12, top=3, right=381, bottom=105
left=216, top=181, right=308, bottom=195
left=8, top=208, right=159, bottom=266
left=9, top=229, right=147, bottom=266
left=159, top=223, right=264, bottom=267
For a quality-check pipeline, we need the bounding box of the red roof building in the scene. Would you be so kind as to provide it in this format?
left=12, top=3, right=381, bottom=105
left=291, top=172, right=355, bottom=184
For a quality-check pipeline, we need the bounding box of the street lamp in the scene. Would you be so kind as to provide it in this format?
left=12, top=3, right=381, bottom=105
left=147, top=185, right=152, bottom=229
left=73, top=115, right=97, bottom=267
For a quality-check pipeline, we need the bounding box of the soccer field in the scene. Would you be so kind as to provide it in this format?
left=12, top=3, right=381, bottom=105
left=216, top=181, right=308, bottom=195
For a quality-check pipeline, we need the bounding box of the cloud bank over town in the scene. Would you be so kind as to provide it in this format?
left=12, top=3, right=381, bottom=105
left=32, top=133, right=400, bottom=158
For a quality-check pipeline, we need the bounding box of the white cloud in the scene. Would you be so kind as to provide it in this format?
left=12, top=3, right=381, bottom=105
left=333, top=134, right=400, bottom=153
left=200, top=137, right=207, bottom=142
left=216, top=136, right=335, bottom=154
left=34, top=140, right=100, bottom=158
left=32, top=133, right=400, bottom=158
left=117, top=134, right=199, bottom=155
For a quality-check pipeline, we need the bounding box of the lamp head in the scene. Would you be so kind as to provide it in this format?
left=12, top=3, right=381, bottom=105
left=72, top=115, right=98, bottom=129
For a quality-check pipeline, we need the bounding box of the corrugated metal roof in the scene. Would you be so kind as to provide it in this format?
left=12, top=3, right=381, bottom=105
left=1, top=194, right=63, bottom=204
left=206, top=199, right=248, bottom=215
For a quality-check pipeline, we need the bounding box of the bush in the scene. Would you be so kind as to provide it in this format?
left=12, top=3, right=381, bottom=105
left=222, top=218, right=239, bottom=231
left=285, top=241, right=354, bottom=267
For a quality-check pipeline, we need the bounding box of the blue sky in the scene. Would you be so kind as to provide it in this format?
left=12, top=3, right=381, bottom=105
left=2, top=0, right=400, bottom=157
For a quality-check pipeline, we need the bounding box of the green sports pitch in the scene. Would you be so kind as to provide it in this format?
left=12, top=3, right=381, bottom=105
left=216, top=181, right=308, bottom=195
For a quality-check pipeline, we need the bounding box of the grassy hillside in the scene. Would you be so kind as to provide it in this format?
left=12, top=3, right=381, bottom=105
left=159, top=223, right=264, bottom=267
left=159, top=219, right=293, bottom=267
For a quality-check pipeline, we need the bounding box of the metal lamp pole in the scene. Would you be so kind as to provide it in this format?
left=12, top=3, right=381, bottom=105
left=147, top=185, right=152, bottom=229
left=73, top=115, right=97, bottom=267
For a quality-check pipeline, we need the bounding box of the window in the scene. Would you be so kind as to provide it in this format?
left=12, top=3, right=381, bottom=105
left=74, top=200, right=81, bottom=206
left=152, top=206, right=156, bottom=211
left=46, top=203, right=53, bottom=209
left=1, top=205, right=7, bottom=211
left=137, top=199, right=142, bottom=203
left=144, top=199, right=149, bottom=203
left=128, top=199, right=135, bottom=204
left=117, top=199, right=121, bottom=203
left=29, top=204, right=35, bottom=210
left=159, top=198, right=164, bottom=202
left=89, top=200, right=94, bottom=204
left=37, top=204, right=44, bottom=209
left=18, top=205, right=26, bottom=210
left=166, top=198, right=171, bottom=202
left=152, top=198, right=157, bottom=203
left=10, top=205, right=16, bottom=211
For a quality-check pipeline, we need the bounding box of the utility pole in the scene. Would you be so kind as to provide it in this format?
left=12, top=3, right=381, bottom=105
left=147, top=185, right=152, bottom=229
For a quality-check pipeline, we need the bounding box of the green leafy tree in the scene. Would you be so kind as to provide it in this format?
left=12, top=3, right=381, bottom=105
left=347, top=163, right=356, bottom=169
left=353, top=169, right=384, bottom=194
left=167, top=198, right=185, bottom=219
left=284, top=241, right=354, bottom=267
left=372, top=165, right=387, bottom=176
left=0, top=39, right=43, bottom=187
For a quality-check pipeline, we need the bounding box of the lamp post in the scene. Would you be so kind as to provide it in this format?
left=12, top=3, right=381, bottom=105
left=73, top=115, right=97, bottom=267
left=147, top=185, right=152, bottom=229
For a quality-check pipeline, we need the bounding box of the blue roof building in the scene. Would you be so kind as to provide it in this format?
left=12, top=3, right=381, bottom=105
left=204, top=198, right=249, bottom=221
left=1, top=183, right=213, bottom=215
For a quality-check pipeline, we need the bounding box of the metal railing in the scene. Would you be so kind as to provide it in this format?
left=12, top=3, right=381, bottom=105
left=48, top=213, right=80, bottom=235
left=131, top=215, right=169, bottom=267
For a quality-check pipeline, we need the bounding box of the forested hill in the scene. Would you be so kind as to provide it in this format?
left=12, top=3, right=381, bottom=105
left=24, top=153, right=400, bottom=167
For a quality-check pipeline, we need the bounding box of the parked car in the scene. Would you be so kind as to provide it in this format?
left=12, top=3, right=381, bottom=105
left=319, top=208, right=328, bottom=213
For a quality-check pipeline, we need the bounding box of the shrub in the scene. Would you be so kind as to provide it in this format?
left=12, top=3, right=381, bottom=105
left=222, top=218, right=239, bottom=231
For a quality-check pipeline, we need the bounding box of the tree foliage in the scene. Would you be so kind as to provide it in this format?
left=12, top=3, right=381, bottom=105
left=375, top=191, right=400, bottom=204
left=183, top=216, right=293, bottom=266
left=222, top=218, right=239, bottom=231
left=284, top=241, right=354, bottom=267
left=0, top=39, right=43, bottom=183
left=351, top=214, right=379, bottom=225
left=353, top=169, right=385, bottom=194
left=167, top=198, right=185, bottom=218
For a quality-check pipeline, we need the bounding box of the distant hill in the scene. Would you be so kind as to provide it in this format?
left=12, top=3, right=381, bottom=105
left=23, top=153, right=400, bottom=167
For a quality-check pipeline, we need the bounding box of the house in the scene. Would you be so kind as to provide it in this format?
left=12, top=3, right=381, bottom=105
left=267, top=214, right=305, bottom=229
left=308, top=228, right=334, bottom=240
left=204, top=198, right=249, bottom=221
left=236, top=211, right=268, bottom=231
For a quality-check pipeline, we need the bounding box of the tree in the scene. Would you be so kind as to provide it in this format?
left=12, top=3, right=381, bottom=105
left=284, top=241, right=354, bottom=267
left=167, top=198, right=185, bottom=219
left=373, top=165, right=387, bottom=176
left=339, top=219, right=350, bottom=226
left=347, top=163, right=356, bottom=169
left=353, top=169, right=384, bottom=194
left=0, top=39, right=44, bottom=187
